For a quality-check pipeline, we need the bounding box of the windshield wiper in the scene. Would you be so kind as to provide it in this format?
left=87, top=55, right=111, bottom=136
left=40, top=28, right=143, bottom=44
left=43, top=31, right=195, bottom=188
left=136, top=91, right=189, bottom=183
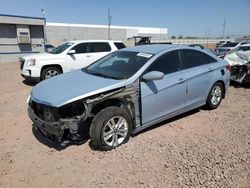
left=82, top=68, right=119, bottom=80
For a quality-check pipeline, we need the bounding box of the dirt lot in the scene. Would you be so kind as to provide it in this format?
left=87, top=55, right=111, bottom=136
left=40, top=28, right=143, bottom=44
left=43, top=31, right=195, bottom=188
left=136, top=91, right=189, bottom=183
left=0, top=62, right=249, bottom=188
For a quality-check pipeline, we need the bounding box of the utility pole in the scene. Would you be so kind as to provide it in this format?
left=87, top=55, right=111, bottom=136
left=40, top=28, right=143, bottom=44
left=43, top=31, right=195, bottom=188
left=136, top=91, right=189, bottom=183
left=107, top=8, right=111, bottom=40
left=41, top=8, right=46, bottom=52
left=222, top=19, right=226, bottom=39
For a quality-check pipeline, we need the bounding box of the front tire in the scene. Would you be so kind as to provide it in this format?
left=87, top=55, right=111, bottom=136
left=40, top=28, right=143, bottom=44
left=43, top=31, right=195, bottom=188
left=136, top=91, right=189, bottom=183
left=89, top=106, right=132, bottom=150
left=205, top=82, right=224, bottom=110
left=41, top=67, right=61, bottom=80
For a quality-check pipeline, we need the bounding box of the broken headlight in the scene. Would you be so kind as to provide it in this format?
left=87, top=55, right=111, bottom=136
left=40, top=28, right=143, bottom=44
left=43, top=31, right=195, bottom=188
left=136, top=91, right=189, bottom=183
left=58, top=102, right=85, bottom=119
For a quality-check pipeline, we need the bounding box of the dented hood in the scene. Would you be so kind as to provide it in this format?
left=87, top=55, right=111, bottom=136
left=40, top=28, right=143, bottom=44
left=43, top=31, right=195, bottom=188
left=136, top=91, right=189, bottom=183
left=31, top=69, right=126, bottom=107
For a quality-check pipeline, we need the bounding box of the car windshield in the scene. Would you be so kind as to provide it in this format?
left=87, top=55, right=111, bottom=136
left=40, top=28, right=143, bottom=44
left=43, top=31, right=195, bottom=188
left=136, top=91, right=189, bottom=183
left=50, top=42, right=74, bottom=54
left=82, top=51, right=153, bottom=80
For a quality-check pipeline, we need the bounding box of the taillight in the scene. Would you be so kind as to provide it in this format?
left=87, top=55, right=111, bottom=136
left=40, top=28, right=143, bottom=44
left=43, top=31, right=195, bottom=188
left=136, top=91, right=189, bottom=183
left=226, top=64, right=231, bottom=72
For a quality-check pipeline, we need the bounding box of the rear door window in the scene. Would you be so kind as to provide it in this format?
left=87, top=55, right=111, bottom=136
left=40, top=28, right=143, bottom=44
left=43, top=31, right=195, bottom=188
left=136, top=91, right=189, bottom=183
left=90, top=42, right=111, bottom=52
left=180, top=49, right=216, bottom=69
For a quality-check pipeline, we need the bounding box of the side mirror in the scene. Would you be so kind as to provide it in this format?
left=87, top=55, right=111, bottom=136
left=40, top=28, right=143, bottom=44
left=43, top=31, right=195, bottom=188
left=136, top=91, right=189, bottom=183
left=143, top=71, right=164, bottom=81
left=68, top=49, right=76, bottom=55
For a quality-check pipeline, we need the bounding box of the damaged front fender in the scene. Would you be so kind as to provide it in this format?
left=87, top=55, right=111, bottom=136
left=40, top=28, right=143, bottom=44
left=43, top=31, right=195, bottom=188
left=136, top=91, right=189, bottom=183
left=28, top=79, right=141, bottom=145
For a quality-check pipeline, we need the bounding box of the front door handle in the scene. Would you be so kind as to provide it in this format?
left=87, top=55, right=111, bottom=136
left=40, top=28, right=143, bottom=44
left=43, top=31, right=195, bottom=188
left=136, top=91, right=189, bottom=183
left=86, top=55, right=91, bottom=58
left=208, top=67, right=214, bottom=72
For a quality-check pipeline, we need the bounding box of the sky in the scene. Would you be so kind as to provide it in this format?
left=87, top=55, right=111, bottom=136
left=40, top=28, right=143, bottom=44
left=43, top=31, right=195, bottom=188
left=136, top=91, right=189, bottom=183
left=0, top=0, right=250, bottom=38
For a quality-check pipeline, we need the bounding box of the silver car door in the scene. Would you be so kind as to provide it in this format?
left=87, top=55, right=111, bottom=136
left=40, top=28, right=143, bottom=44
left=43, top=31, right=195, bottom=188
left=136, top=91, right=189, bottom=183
left=140, top=50, right=186, bottom=125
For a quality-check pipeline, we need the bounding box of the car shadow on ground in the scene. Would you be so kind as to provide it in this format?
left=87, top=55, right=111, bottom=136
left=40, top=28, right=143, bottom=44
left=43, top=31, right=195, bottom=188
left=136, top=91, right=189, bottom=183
left=132, top=108, right=201, bottom=137
left=32, top=126, right=67, bottom=151
left=32, top=126, right=89, bottom=151
left=230, top=81, right=250, bottom=89
left=23, top=80, right=37, bottom=86
left=32, top=108, right=202, bottom=151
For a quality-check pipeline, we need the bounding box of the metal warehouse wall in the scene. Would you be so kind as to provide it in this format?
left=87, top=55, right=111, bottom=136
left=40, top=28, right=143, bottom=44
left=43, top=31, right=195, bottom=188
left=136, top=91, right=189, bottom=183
left=46, top=26, right=127, bottom=46
left=45, top=23, right=168, bottom=47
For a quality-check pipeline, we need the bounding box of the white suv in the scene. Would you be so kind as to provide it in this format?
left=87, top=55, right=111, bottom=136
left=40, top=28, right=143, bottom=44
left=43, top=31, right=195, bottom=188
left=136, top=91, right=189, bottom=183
left=20, top=40, right=126, bottom=82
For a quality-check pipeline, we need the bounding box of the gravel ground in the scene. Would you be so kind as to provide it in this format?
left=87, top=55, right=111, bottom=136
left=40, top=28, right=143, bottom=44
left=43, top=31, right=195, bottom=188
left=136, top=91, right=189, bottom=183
left=0, top=62, right=249, bottom=188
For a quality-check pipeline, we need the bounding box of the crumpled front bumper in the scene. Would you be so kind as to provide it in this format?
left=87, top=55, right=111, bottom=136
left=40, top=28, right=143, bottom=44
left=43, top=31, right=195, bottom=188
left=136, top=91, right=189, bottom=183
left=28, top=106, right=64, bottom=143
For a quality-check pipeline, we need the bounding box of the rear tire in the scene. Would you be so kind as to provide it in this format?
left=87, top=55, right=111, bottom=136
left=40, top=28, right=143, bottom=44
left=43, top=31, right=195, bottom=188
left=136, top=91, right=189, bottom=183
left=205, top=82, right=224, bottom=110
left=89, top=106, right=132, bottom=151
left=41, top=67, right=61, bottom=80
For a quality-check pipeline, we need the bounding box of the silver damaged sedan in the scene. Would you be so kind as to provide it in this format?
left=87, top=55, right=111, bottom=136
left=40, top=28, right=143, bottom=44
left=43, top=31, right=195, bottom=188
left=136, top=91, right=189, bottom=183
left=28, top=45, right=231, bottom=150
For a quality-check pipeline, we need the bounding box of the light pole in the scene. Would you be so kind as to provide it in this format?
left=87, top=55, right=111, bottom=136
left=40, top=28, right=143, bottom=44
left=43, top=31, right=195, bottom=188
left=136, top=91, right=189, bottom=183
left=41, top=9, right=46, bottom=52
left=107, top=8, right=111, bottom=40
left=222, top=19, right=226, bottom=39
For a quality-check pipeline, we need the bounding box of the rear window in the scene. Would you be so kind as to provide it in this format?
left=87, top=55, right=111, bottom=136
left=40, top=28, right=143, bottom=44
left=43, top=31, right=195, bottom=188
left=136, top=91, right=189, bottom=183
left=114, top=42, right=126, bottom=49
left=221, top=43, right=238, bottom=47
left=240, top=46, right=250, bottom=51
left=90, top=42, right=111, bottom=52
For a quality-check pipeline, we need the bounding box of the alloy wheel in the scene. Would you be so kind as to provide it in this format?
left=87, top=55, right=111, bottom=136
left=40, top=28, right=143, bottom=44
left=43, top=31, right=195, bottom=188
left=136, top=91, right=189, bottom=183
left=211, top=85, right=222, bottom=106
left=45, top=70, right=59, bottom=79
left=102, top=116, right=128, bottom=147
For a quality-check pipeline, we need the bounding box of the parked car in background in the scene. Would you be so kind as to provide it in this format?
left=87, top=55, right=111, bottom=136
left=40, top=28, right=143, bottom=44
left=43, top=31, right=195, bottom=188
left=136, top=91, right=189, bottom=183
left=45, top=44, right=55, bottom=53
left=226, top=50, right=250, bottom=84
left=20, top=40, right=126, bottom=82
left=189, top=44, right=213, bottom=52
left=27, top=45, right=231, bottom=150
left=214, top=42, right=245, bottom=58
left=224, top=43, right=250, bottom=66
left=215, top=41, right=231, bottom=48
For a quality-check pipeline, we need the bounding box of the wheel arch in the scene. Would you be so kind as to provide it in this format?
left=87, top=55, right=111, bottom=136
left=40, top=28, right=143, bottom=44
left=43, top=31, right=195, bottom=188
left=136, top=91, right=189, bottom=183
left=91, top=98, right=131, bottom=116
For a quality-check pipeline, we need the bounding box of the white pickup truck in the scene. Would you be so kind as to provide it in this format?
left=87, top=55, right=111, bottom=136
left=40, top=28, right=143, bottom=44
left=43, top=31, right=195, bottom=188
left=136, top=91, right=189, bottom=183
left=20, top=40, right=126, bottom=82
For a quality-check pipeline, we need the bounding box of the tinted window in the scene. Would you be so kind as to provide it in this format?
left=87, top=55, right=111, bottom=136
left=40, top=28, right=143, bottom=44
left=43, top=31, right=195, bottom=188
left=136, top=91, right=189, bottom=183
left=240, top=46, right=250, bottom=51
left=148, top=50, right=181, bottom=75
left=114, top=42, right=126, bottom=49
left=90, top=42, right=111, bottom=52
left=45, top=44, right=54, bottom=48
left=72, top=43, right=89, bottom=54
left=181, top=49, right=216, bottom=69
left=221, top=42, right=238, bottom=47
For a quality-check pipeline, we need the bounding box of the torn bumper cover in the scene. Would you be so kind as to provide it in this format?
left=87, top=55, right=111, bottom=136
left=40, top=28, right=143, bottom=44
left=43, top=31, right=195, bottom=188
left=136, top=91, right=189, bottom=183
left=28, top=99, right=90, bottom=144
left=28, top=106, right=64, bottom=142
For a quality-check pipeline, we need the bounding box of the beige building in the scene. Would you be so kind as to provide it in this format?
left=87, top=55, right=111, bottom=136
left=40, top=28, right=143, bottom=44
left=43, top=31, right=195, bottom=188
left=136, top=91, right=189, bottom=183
left=0, top=14, right=45, bottom=63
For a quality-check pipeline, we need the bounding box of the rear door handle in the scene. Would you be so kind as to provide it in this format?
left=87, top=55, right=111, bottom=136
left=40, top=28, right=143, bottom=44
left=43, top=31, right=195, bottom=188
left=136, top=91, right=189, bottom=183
left=178, top=78, right=185, bottom=84
left=86, top=55, right=91, bottom=58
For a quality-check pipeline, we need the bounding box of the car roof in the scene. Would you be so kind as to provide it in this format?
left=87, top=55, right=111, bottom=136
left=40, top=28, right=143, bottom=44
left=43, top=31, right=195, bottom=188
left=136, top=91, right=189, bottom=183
left=68, top=40, right=123, bottom=44
left=121, top=44, right=179, bottom=55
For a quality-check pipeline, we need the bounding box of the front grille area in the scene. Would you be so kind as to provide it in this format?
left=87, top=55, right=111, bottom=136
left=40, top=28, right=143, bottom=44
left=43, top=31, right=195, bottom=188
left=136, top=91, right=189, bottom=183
left=30, top=100, right=85, bottom=122
left=31, top=101, right=59, bottom=122
left=19, top=58, right=25, bottom=70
